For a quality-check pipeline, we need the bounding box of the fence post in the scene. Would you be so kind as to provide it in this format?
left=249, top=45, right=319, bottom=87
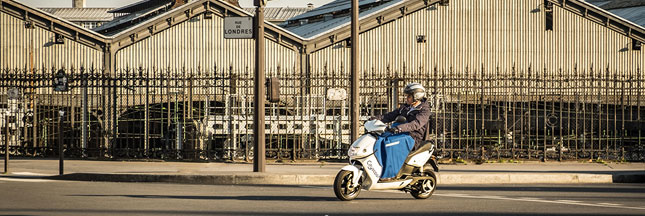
left=558, top=140, right=562, bottom=162
left=4, top=118, right=9, bottom=174
left=112, top=76, right=118, bottom=158
left=82, top=73, right=88, bottom=157
left=480, top=146, right=485, bottom=160
left=144, top=74, right=149, bottom=157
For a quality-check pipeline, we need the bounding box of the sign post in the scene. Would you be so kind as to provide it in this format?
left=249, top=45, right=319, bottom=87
left=226, top=0, right=268, bottom=173
left=253, top=0, right=267, bottom=172
left=53, top=70, right=69, bottom=176
left=58, top=111, right=65, bottom=175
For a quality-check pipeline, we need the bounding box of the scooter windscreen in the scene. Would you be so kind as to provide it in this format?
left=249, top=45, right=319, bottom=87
left=364, top=120, right=387, bottom=133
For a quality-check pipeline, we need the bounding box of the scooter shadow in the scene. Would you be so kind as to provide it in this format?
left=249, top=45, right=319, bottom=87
left=70, top=194, right=409, bottom=201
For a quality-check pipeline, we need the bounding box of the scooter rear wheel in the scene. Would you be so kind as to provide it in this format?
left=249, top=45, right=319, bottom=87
left=410, top=168, right=437, bottom=199
left=333, top=170, right=361, bottom=201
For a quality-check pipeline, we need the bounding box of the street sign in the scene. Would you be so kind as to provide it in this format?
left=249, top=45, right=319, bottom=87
left=224, top=17, right=253, bottom=39
left=53, top=69, right=69, bottom=92
left=327, top=88, right=347, bottom=101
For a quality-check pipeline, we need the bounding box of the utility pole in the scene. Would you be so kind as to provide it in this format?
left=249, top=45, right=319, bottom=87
left=253, top=0, right=267, bottom=172
left=350, top=0, right=360, bottom=142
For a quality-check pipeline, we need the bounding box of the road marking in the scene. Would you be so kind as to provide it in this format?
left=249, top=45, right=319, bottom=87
left=298, top=185, right=330, bottom=189
left=555, top=200, right=582, bottom=203
left=0, top=177, right=54, bottom=183
left=434, top=194, right=645, bottom=211
left=0, top=172, right=54, bottom=183
left=307, top=185, right=643, bottom=211
left=597, top=203, right=623, bottom=206
left=11, top=172, right=50, bottom=176
left=517, top=197, right=541, bottom=200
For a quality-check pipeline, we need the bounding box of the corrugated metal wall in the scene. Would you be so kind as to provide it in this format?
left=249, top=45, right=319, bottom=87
left=0, top=11, right=104, bottom=69
left=115, top=15, right=300, bottom=73
left=309, top=0, right=644, bottom=75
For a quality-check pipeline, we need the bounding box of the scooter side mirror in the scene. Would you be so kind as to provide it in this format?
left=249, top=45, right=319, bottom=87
left=395, top=116, right=407, bottom=124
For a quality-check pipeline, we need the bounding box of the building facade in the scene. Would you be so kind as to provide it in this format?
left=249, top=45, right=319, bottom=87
left=1, top=0, right=644, bottom=161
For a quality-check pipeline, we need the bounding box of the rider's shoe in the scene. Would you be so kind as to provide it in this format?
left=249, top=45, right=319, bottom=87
left=378, top=177, right=398, bottom=182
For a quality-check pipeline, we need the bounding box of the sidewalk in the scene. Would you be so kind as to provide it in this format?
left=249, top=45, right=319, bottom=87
left=1, top=159, right=643, bottom=185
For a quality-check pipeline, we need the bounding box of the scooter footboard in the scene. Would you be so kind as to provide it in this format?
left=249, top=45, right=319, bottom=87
left=340, top=165, right=363, bottom=186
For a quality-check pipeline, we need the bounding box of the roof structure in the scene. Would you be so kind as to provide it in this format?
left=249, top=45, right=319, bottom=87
left=100, top=0, right=304, bottom=52
left=282, top=0, right=405, bottom=39
left=243, top=7, right=312, bottom=22
left=93, top=0, right=174, bottom=34
left=288, top=0, right=387, bottom=21
left=3, top=0, right=644, bottom=53
left=109, top=0, right=173, bottom=14
left=281, top=0, right=645, bottom=53
left=40, top=8, right=115, bottom=22
left=1, top=0, right=108, bottom=49
left=587, top=0, right=645, bottom=9
left=586, top=0, right=645, bottom=27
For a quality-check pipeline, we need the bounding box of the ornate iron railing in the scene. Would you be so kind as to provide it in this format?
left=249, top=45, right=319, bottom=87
left=1, top=66, right=643, bottom=161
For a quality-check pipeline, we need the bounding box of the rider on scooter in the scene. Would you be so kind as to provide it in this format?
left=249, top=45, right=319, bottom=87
left=370, top=83, right=431, bottom=151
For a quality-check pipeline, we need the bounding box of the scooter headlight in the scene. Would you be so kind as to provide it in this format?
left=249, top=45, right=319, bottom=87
left=348, top=146, right=360, bottom=157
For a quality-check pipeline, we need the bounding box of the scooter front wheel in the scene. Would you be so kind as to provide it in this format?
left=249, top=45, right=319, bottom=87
left=333, top=170, right=361, bottom=201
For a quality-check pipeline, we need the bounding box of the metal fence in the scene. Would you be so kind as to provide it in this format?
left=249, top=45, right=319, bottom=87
left=1, top=66, right=644, bottom=161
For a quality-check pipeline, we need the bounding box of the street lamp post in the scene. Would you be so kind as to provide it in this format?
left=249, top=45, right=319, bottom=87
left=253, top=0, right=267, bottom=172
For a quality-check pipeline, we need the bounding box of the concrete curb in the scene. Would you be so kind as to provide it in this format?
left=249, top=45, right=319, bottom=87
left=437, top=173, right=613, bottom=184
left=613, top=173, right=645, bottom=183
left=47, top=172, right=643, bottom=185
left=50, top=173, right=335, bottom=186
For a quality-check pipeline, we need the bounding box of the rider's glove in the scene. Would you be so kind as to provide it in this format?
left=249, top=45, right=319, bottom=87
left=386, top=126, right=401, bottom=134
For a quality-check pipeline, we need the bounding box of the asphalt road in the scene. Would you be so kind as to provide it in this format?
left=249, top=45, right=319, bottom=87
left=0, top=177, right=644, bottom=216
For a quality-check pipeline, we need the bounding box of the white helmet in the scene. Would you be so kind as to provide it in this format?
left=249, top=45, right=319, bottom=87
left=404, top=83, right=426, bottom=101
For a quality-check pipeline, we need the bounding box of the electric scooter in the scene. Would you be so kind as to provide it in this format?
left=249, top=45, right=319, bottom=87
left=333, top=118, right=439, bottom=201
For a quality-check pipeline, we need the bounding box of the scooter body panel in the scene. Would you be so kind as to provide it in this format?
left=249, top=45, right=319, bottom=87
left=407, top=150, right=433, bottom=167
left=340, top=165, right=363, bottom=186
left=353, top=155, right=382, bottom=190
left=348, top=134, right=377, bottom=158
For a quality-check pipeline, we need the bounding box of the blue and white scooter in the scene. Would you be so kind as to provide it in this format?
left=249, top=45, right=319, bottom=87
left=333, top=118, right=439, bottom=201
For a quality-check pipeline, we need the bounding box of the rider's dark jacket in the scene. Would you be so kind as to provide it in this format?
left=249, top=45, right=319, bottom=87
left=375, top=98, right=432, bottom=150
